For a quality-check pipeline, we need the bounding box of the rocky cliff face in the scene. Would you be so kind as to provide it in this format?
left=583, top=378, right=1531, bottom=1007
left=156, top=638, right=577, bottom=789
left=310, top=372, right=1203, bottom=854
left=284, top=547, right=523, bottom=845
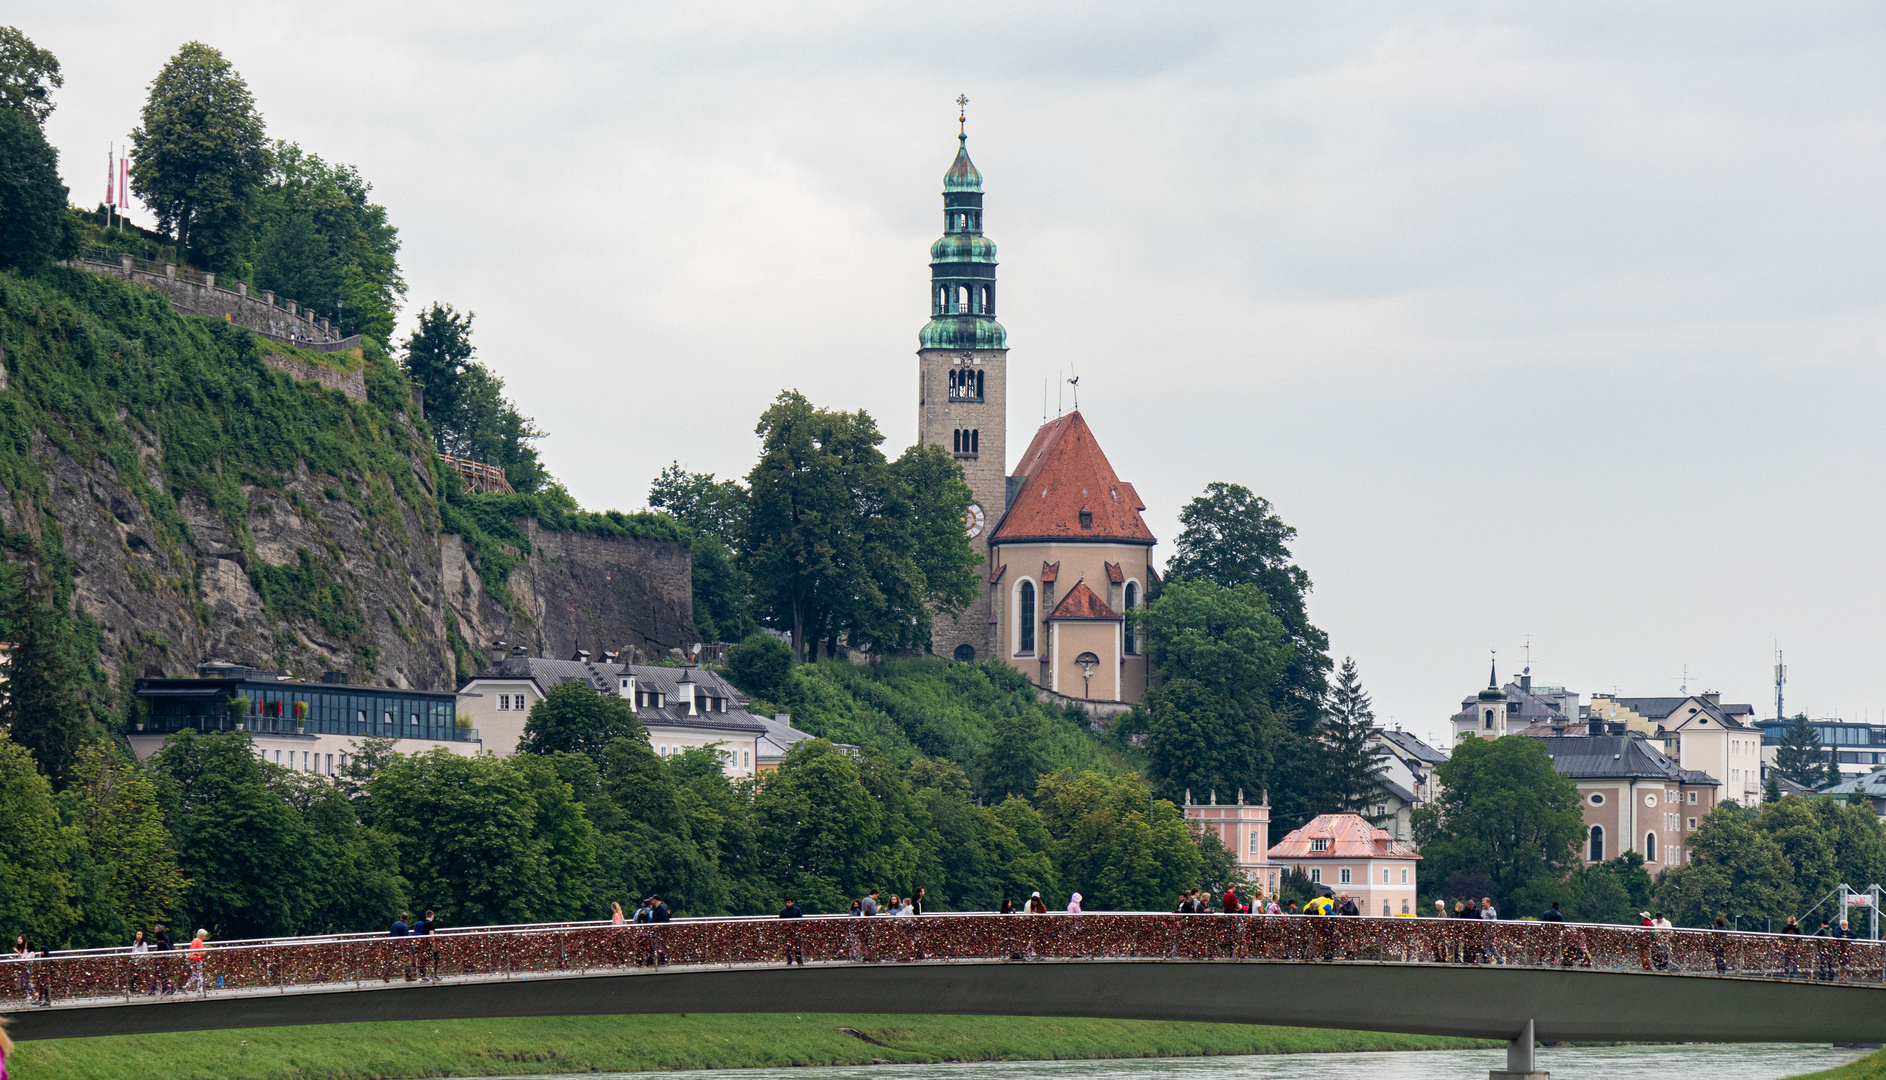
left=443, top=522, right=695, bottom=668
left=1, top=267, right=693, bottom=696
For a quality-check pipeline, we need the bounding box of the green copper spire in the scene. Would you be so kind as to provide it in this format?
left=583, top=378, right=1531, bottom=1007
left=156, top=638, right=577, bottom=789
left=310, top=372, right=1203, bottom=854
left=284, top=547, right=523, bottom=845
left=921, top=96, right=1006, bottom=351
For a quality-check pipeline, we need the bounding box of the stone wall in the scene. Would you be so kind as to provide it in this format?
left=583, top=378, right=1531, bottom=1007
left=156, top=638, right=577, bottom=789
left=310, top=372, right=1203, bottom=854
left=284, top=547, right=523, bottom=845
left=73, top=256, right=361, bottom=352
left=262, top=353, right=367, bottom=403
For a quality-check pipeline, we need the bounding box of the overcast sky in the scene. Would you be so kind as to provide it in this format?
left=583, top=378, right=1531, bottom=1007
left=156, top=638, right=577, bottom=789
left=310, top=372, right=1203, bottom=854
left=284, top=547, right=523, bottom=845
left=29, top=2, right=1886, bottom=748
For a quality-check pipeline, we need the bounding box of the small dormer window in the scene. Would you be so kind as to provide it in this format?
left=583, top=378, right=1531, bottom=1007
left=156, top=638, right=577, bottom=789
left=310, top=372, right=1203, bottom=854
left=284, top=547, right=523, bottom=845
left=1079, top=509, right=1093, bottom=529
left=1310, top=838, right=1330, bottom=852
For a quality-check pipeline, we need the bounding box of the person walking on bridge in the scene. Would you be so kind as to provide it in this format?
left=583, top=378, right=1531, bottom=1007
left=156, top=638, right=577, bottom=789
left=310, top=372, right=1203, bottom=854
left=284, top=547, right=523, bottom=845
left=1779, top=916, right=1802, bottom=977
left=612, top=901, right=626, bottom=926
left=181, top=930, right=209, bottom=995
left=861, top=889, right=879, bottom=916
left=415, top=910, right=438, bottom=981
left=779, top=897, right=805, bottom=966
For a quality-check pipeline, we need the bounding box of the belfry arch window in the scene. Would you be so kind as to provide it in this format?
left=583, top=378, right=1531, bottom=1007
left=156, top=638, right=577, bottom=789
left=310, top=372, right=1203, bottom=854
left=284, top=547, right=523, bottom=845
left=1589, top=825, right=1604, bottom=862
left=958, top=285, right=970, bottom=312
left=980, top=285, right=993, bottom=314
left=1018, top=581, right=1036, bottom=655
left=1644, top=832, right=1658, bottom=863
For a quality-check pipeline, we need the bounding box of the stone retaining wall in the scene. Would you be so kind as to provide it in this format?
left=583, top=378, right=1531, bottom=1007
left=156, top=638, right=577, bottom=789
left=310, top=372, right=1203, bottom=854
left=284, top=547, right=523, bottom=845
left=262, top=353, right=367, bottom=403
left=73, top=256, right=361, bottom=353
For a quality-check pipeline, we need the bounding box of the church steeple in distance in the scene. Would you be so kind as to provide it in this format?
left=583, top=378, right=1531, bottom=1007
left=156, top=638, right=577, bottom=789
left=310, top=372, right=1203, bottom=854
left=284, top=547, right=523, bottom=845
left=917, top=96, right=1010, bottom=665
left=922, top=95, right=1006, bottom=351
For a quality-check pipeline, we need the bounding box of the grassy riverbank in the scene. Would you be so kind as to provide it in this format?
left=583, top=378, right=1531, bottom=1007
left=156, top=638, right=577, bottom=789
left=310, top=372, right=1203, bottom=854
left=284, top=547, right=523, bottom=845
left=12, top=1013, right=1498, bottom=1080
left=1792, top=1048, right=1886, bottom=1080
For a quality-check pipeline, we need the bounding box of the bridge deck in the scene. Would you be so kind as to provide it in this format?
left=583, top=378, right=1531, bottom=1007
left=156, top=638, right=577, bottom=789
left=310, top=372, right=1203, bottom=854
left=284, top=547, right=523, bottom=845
left=6, top=914, right=1883, bottom=1044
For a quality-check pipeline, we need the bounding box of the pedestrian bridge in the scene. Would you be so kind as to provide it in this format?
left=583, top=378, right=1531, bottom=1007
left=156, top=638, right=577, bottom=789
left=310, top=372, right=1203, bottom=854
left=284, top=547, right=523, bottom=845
left=6, top=914, right=1884, bottom=1057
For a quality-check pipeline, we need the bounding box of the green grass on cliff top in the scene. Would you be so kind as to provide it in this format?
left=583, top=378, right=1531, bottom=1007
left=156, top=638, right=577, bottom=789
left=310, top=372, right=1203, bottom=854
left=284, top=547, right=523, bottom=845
left=10, top=1013, right=1497, bottom=1080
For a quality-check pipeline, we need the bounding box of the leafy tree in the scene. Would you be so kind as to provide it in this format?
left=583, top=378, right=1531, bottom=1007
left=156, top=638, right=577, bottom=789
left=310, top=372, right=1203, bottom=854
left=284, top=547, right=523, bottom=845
left=1035, top=770, right=1199, bottom=912
left=1763, top=773, right=1781, bottom=804
left=725, top=632, right=792, bottom=700
left=150, top=730, right=314, bottom=938
left=253, top=141, right=403, bottom=340
left=1759, top=795, right=1837, bottom=904
left=1810, top=797, right=1886, bottom=892
left=1412, top=735, right=1585, bottom=915
left=519, top=680, right=647, bottom=761
left=977, top=707, right=1053, bottom=802
left=1774, top=714, right=1834, bottom=788
left=1654, top=801, right=1798, bottom=927
left=1139, top=579, right=1287, bottom=807
left=66, top=743, right=187, bottom=933
left=1563, top=851, right=1653, bottom=924
left=0, top=27, right=62, bottom=125
left=0, top=734, right=76, bottom=944
left=400, top=303, right=549, bottom=492
left=371, top=748, right=597, bottom=925
left=1164, top=481, right=1332, bottom=720
left=1319, top=656, right=1388, bottom=816
left=687, top=533, right=753, bottom=643
left=0, top=575, right=95, bottom=784
left=130, top=42, right=270, bottom=272
left=274, top=770, right=404, bottom=933
left=743, top=392, right=976, bottom=660
left=650, top=463, right=745, bottom=543
left=753, top=739, right=882, bottom=911
left=0, top=107, right=77, bottom=272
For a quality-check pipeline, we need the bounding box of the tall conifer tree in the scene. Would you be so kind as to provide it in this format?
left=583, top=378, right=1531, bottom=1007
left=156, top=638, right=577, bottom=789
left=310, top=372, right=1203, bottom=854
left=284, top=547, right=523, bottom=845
left=1318, top=656, right=1388, bottom=817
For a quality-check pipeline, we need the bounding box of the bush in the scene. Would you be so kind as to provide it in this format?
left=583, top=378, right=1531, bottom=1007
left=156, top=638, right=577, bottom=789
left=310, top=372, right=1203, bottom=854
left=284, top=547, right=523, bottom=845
left=725, top=633, right=791, bottom=699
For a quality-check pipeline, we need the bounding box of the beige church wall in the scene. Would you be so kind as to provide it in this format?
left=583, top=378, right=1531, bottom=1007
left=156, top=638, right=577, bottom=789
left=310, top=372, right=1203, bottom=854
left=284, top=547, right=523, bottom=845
left=991, top=538, right=1155, bottom=704
left=1048, top=619, right=1122, bottom=701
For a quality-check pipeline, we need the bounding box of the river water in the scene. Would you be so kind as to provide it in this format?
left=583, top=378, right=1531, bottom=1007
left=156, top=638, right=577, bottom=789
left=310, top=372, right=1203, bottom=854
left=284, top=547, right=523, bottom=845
left=513, top=1044, right=1867, bottom=1080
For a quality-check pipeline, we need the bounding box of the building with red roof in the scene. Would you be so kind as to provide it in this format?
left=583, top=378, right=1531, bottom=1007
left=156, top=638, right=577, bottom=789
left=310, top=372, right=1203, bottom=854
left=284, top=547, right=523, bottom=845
left=1268, top=812, right=1422, bottom=917
left=913, top=118, right=1156, bottom=704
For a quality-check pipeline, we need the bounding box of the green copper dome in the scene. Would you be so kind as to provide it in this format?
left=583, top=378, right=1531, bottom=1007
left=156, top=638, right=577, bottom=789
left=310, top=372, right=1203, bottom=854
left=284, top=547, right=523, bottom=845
left=921, top=315, right=1007, bottom=350
left=930, top=232, right=998, bottom=263
left=944, top=136, right=983, bottom=192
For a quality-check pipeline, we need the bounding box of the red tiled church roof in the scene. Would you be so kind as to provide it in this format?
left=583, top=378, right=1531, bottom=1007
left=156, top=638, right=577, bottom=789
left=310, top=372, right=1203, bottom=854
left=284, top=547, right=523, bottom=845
left=992, top=412, right=1156, bottom=545
left=1040, top=561, right=1059, bottom=583
left=1046, top=581, right=1119, bottom=621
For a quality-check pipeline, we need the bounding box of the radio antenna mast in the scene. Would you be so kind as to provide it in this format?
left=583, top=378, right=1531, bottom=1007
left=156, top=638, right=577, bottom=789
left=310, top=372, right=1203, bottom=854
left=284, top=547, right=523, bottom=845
left=1775, top=645, right=1787, bottom=722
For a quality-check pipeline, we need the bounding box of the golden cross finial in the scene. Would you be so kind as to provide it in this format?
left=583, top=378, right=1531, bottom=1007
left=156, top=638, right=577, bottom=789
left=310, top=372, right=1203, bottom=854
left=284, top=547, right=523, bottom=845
left=956, top=94, right=969, bottom=136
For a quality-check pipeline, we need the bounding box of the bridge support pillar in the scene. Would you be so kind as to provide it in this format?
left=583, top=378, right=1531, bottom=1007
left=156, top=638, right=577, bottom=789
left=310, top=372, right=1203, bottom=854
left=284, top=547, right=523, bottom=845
left=1489, top=1018, right=1547, bottom=1080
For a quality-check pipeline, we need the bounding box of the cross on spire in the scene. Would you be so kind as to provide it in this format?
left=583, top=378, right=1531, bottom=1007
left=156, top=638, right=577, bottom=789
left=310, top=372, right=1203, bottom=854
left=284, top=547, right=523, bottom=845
left=956, top=94, right=969, bottom=139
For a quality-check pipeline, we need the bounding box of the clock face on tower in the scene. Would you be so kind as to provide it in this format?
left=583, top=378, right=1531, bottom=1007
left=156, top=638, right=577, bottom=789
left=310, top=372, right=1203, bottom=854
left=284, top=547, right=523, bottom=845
left=964, top=502, right=986, bottom=538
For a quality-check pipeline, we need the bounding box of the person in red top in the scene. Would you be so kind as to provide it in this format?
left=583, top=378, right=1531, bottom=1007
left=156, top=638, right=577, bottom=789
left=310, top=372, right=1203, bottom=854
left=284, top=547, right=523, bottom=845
left=1223, top=887, right=1240, bottom=914
left=182, top=929, right=209, bottom=995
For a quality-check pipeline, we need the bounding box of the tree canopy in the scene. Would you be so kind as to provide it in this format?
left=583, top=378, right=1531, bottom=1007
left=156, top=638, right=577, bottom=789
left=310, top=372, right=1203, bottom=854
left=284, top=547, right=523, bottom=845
left=130, top=42, right=270, bottom=273
left=1412, top=735, right=1585, bottom=916
left=1164, top=481, right=1332, bottom=720
left=400, top=302, right=551, bottom=493
left=1773, top=714, right=1834, bottom=788
left=1318, top=656, right=1388, bottom=816
left=253, top=142, right=404, bottom=340
left=518, top=681, right=648, bottom=761
left=0, top=106, right=77, bottom=272
left=741, top=392, right=977, bottom=660
left=0, top=26, right=62, bottom=125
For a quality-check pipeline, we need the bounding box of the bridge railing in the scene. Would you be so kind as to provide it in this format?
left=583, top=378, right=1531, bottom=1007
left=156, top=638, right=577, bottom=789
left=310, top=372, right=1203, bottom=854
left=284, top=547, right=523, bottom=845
left=2, top=914, right=1880, bottom=1011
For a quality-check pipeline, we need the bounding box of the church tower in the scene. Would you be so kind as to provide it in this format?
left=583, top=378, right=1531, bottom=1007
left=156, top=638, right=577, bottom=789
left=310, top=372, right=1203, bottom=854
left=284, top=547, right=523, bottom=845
left=919, top=101, right=1007, bottom=662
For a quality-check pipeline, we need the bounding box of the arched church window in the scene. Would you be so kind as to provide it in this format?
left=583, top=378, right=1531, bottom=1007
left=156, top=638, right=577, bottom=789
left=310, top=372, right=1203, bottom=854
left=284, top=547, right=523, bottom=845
left=970, top=429, right=979, bottom=453
left=1645, top=832, right=1658, bottom=863
left=1589, top=825, right=1604, bottom=862
left=1123, top=582, right=1138, bottom=655
left=975, top=370, right=983, bottom=396
left=1484, top=709, right=1494, bottom=729
left=1019, top=582, right=1036, bottom=654
left=958, top=285, right=969, bottom=312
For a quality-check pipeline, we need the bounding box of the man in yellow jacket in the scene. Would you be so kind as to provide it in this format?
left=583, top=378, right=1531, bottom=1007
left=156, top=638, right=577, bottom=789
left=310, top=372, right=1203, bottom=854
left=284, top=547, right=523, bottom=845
left=1302, top=894, right=1334, bottom=915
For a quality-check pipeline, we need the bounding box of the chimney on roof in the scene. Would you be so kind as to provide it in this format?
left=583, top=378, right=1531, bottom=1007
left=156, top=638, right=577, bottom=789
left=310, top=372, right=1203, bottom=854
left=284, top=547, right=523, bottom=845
left=618, top=669, right=637, bottom=703
left=1702, top=690, right=1720, bottom=704
left=676, top=668, right=697, bottom=716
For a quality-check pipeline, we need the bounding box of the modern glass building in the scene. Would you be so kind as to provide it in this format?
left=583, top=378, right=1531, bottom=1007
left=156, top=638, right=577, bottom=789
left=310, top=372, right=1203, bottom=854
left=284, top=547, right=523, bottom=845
left=135, top=662, right=474, bottom=745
